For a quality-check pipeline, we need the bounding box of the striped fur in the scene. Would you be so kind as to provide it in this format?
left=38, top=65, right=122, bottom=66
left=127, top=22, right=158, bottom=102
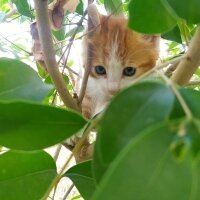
left=79, top=5, right=159, bottom=119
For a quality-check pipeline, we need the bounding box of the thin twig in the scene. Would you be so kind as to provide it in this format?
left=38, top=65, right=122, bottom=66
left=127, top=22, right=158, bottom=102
left=33, top=0, right=80, bottom=111
left=53, top=144, right=62, bottom=161
left=42, top=115, right=100, bottom=199
left=187, top=80, right=200, bottom=86
left=155, top=69, right=193, bottom=121
left=0, top=34, right=31, bottom=55
left=51, top=144, right=63, bottom=198
left=78, top=1, right=94, bottom=104
left=42, top=153, right=74, bottom=200
left=130, top=55, right=185, bottom=85
left=165, top=62, right=180, bottom=78
left=63, top=184, right=74, bottom=200
left=58, top=12, right=87, bottom=65
left=158, top=55, right=184, bottom=69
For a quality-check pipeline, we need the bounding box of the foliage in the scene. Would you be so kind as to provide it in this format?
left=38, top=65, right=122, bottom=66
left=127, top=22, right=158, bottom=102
left=0, top=0, right=200, bottom=200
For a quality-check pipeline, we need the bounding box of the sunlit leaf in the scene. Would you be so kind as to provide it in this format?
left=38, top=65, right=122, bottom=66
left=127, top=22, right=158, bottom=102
left=12, top=0, right=34, bottom=18
left=0, top=0, right=8, bottom=7
left=104, top=0, right=123, bottom=15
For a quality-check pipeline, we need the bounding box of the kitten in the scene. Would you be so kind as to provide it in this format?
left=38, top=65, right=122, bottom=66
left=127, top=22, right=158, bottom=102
left=78, top=4, right=160, bottom=119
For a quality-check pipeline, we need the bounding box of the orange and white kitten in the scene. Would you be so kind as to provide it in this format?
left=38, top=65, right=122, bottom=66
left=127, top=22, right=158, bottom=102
left=78, top=4, right=160, bottom=119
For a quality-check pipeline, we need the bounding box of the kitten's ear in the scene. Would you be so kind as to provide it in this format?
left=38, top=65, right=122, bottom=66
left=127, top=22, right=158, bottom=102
left=87, top=4, right=101, bottom=32
left=142, top=35, right=160, bottom=49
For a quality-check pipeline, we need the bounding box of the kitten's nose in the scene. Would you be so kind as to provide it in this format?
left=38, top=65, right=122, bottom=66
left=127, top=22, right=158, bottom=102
left=109, top=89, right=118, bottom=95
left=108, top=83, right=119, bottom=95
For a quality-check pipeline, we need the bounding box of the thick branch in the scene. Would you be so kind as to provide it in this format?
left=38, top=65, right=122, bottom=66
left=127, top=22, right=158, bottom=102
left=33, top=0, right=79, bottom=111
left=171, top=26, right=200, bottom=85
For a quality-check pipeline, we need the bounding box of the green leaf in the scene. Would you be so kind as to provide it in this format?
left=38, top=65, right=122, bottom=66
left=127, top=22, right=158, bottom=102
left=0, top=58, right=53, bottom=102
left=97, top=0, right=104, bottom=5
left=128, top=0, right=176, bottom=34
left=0, top=151, right=56, bottom=200
left=162, top=25, right=182, bottom=43
left=104, top=0, right=123, bottom=15
left=169, top=96, right=185, bottom=119
left=12, top=0, right=33, bottom=18
left=71, top=195, right=82, bottom=200
left=0, top=101, right=87, bottom=150
left=52, top=27, right=66, bottom=41
left=92, top=123, right=200, bottom=200
left=180, top=88, right=200, bottom=118
left=93, top=81, right=174, bottom=182
left=165, top=0, right=200, bottom=24
left=177, top=89, right=200, bottom=156
left=76, top=0, right=84, bottom=15
left=185, top=121, right=200, bottom=157
left=65, top=160, right=96, bottom=199
left=0, top=0, right=8, bottom=7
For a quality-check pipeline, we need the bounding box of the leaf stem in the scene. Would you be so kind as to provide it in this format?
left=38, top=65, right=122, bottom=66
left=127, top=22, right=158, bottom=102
left=155, top=69, right=193, bottom=121
left=42, top=115, right=100, bottom=199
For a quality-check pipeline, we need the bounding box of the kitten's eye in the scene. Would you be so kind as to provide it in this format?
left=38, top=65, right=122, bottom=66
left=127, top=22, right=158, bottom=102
left=95, top=65, right=106, bottom=75
left=123, top=67, right=136, bottom=76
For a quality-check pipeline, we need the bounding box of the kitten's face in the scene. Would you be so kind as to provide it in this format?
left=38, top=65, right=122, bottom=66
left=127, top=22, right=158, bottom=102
left=87, top=15, right=159, bottom=98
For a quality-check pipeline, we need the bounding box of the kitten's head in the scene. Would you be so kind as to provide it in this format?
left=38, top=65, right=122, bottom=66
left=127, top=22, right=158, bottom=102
left=85, top=4, right=159, bottom=97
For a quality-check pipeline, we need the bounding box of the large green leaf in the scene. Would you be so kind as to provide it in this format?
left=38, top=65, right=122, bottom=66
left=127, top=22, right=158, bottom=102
left=0, top=58, right=53, bottom=102
left=92, top=123, right=200, bottom=200
left=12, top=0, right=33, bottom=18
left=93, top=81, right=174, bottom=182
left=65, top=160, right=96, bottom=199
left=165, top=0, right=200, bottom=24
left=104, top=0, right=123, bottom=15
left=0, top=151, right=56, bottom=200
left=0, top=101, right=87, bottom=150
left=128, top=0, right=176, bottom=33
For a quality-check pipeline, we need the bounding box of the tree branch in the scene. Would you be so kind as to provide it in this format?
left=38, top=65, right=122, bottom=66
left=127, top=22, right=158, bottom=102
left=171, top=26, right=200, bottom=85
left=33, top=0, right=80, bottom=111
left=78, top=0, right=94, bottom=104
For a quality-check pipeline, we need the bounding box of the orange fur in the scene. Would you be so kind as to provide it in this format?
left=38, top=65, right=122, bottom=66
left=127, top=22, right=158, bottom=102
left=80, top=6, right=160, bottom=119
